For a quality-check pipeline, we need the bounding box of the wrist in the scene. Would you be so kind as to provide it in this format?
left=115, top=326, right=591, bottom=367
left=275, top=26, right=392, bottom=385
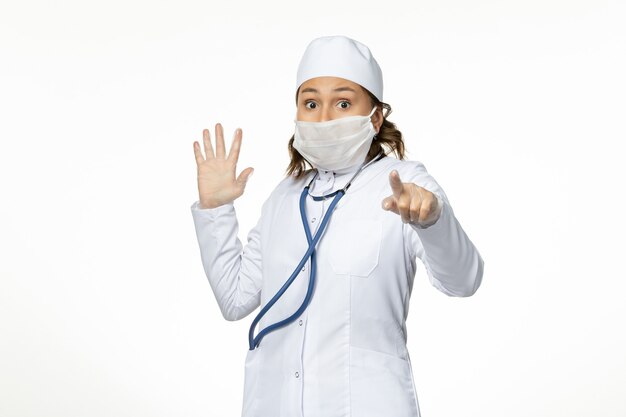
left=199, top=199, right=221, bottom=209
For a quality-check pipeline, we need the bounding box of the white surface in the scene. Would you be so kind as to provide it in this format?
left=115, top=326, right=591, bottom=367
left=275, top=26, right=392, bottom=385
left=1, top=0, right=624, bottom=416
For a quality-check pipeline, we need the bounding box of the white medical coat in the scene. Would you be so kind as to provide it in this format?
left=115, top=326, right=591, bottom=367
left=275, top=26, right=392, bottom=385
left=190, top=156, right=484, bottom=417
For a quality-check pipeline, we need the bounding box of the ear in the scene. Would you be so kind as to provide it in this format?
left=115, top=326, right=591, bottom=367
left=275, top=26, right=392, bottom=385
left=373, top=104, right=384, bottom=134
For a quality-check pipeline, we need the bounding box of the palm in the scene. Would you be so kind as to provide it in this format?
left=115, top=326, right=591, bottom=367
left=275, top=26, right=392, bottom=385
left=193, top=123, right=254, bottom=209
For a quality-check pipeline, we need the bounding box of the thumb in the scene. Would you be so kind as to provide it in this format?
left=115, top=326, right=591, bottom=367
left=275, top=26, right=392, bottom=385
left=236, top=167, right=254, bottom=187
left=381, top=195, right=398, bottom=214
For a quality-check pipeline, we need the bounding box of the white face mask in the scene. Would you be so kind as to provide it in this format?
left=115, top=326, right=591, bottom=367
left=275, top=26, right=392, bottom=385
left=293, top=106, right=377, bottom=172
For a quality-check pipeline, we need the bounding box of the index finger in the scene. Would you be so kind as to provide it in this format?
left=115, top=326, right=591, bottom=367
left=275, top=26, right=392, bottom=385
left=389, top=170, right=404, bottom=198
left=227, top=128, right=243, bottom=162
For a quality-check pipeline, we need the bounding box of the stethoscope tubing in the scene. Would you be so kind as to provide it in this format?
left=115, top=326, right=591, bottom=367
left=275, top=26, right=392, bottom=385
left=247, top=152, right=385, bottom=350
left=248, top=187, right=344, bottom=350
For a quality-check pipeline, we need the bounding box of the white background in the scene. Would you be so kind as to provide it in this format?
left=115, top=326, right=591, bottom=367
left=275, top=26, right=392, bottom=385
left=1, top=0, right=625, bottom=416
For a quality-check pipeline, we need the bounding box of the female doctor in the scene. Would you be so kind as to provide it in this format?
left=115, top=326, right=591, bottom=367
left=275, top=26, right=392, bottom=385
left=190, top=35, right=484, bottom=417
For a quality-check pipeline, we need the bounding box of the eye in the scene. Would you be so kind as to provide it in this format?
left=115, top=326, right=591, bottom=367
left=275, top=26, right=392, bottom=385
left=305, top=101, right=317, bottom=109
left=337, top=100, right=351, bottom=109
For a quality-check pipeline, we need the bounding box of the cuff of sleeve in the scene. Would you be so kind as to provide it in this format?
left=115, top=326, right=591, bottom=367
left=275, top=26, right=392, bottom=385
left=190, top=200, right=235, bottom=219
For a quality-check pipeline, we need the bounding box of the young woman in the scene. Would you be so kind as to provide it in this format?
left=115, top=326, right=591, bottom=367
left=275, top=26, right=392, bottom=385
left=190, top=35, right=484, bottom=417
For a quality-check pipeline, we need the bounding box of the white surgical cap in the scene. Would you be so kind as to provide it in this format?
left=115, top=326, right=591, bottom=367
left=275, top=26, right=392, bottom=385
left=295, top=35, right=384, bottom=102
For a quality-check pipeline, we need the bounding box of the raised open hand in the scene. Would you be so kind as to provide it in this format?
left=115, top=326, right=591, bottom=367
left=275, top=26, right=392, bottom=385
left=381, top=170, right=442, bottom=227
left=193, top=123, right=254, bottom=209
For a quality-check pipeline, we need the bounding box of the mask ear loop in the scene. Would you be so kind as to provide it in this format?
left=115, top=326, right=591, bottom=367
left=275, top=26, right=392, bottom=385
left=373, top=102, right=392, bottom=141
left=381, top=102, right=392, bottom=118
left=369, top=105, right=380, bottom=140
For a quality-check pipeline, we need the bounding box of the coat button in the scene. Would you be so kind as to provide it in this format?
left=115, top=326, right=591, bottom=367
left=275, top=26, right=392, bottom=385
left=295, top=371, right=300, bottom=378
left=299, top=319, right=303, bottom=326
left=311, top=217, right=316, bottom=223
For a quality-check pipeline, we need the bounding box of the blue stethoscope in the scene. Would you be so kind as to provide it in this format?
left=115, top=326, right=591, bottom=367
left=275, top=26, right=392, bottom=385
left=248, top=152, right=385, bottom=350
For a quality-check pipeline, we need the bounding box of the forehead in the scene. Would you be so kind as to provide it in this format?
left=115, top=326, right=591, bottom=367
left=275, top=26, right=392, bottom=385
left=298, top=76, right=364, bottom=94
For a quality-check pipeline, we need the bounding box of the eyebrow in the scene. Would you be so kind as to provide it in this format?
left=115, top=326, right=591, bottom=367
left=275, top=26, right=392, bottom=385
left=300, top=86, right=357, bottom=94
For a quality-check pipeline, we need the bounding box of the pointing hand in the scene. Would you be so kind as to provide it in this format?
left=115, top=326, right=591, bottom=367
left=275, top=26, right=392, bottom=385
left=381, top=170, right=442, bottom=227
left=193, top=123, right=254, bottom=209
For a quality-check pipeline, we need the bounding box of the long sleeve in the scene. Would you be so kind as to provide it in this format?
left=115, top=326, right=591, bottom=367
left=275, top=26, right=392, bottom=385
left=190, top=200, right=263, bottom=321
left=401, top=162, right=484, bottom=297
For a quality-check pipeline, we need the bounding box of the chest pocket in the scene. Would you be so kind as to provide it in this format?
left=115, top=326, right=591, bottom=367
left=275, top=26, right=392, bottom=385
left=327, top=218, right=382, bottom=277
